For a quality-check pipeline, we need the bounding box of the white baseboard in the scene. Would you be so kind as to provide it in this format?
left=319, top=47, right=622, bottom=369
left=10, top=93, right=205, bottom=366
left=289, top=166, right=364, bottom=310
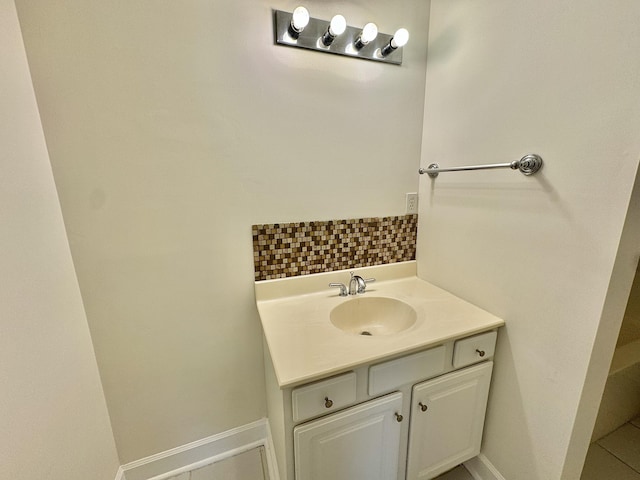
left=464, top=453, right=506, bottom=480
left=263, top=420, right=281, bottom=480
left=120, top=418, right=279, bottom=480
left=114, top=466, right=126, bottom=480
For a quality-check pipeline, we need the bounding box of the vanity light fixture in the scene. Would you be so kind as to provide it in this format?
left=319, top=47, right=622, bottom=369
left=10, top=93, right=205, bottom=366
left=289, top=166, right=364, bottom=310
left=288, top=5, right=310, bottom=39
left=273, top=8, right=406, bottom=65
left=321, top=14, right=347, bottom=46
left=380, top=28, right=409, bottom=57
left=354, top=22, right=378, bottom=49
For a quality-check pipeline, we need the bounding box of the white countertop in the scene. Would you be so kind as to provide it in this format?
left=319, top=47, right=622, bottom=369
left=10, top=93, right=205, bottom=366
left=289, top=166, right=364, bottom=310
left=255, top=262, right=505, bottom=388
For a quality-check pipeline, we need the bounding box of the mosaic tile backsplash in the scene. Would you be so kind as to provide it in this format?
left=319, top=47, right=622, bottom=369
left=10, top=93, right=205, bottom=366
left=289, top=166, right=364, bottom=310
left=252, top=215, right=418, bottom=281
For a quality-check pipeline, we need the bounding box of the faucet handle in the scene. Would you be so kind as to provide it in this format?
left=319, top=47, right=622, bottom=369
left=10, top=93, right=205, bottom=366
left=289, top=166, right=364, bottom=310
left=356, top=277, right=376, bottom=294
left=329, top=283, right=348, bottom=297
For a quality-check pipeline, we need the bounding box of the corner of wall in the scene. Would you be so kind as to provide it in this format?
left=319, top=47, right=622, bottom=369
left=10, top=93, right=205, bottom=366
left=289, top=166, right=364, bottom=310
left=115, top=467, right=126, bottom=480
left=120, top=419, right=272, bottom=480
left=561, top=162, right=640, bottom=478
left=464, top=454, right=506, bottom=480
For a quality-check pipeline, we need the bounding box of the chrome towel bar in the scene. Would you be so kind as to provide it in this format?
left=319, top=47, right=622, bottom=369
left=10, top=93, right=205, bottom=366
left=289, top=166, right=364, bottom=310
left=419, top=154, right=543, bottom=178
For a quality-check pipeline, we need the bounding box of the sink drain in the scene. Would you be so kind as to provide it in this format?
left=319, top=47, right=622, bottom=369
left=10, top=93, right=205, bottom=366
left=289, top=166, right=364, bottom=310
left=360, top=331, right=372, bottom=336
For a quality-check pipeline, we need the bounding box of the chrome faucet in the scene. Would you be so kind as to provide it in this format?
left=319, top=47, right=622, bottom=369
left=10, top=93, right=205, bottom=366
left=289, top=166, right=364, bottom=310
left=349, top=271, right=376, bottom=295
left=349, top=272, right=366, bottom=295
left=329, top=272, right=376, bottom=296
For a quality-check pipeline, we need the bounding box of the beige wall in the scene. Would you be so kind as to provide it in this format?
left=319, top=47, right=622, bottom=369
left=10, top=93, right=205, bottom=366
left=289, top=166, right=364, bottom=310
left=15, top=0, right=430, bottom=462
left=0, top=1, right=120, bottom=478
left=418, top=1, right=640, bottom=479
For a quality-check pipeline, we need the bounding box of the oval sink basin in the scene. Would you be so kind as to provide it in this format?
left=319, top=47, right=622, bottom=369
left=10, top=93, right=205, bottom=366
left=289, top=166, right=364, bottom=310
left=330, top=297, right=417, bottom=336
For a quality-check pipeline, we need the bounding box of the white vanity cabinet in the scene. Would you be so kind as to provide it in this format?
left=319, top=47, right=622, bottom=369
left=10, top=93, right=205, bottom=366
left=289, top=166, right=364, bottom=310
left=257, top=266, right=506, bottom=480
left=263, top=329, right=498, bottom=480
left=406, top=361, right=493, bottom=479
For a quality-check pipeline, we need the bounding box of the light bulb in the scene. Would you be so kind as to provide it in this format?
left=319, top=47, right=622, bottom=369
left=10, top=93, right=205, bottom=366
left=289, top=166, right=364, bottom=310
left=291, top=6, right=310, bottom=33
left=321, top=14, right=347, bottom=46
left=354, top=22, right=378, bottom=49
left=361, top=22, right=378, bottom=43
left=390, top=28, right=409, bottom=48
left=329, top=15, right=346, bottom=36
left=381, top=27, right=410, bottom=57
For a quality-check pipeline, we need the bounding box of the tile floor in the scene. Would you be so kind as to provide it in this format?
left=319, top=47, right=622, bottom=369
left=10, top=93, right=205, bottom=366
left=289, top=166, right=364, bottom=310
left=581, top=416, right=640, bottom=480
left=433, top=465, right=474, bottom=479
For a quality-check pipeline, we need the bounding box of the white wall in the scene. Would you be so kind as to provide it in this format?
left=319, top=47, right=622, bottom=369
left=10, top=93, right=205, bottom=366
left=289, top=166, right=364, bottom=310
left=0, top=1, right=120, bottom=478
left=418, top=1, right=640, bottom=479
left=15, top=0, right=430, bottom=463
left=563, top=166, right=640, bottom=478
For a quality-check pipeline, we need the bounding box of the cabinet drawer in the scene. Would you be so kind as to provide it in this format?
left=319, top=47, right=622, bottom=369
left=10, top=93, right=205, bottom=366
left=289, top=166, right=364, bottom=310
left=368, top=346, right=447, bottom=396
left=292, top=372, right=357, bottom=422
left=453, top=331, right=497, bottom=369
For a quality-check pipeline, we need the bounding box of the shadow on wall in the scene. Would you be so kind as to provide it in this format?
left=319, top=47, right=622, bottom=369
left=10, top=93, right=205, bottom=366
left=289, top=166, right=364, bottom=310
left=426, top=169, right=573, bottom=221
left=423, top=25, right=458, bottom=64
left=617, top=262, right=640, bottom=347
left=483, top=330, right=540, bottom=478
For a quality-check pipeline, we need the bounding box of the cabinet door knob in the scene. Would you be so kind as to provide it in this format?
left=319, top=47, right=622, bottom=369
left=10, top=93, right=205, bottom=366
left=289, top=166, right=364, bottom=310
left=476, top=349, right=486, bottom=357
left=324, top=397, right=333, bottom=408
left=418, top=402, right=428, bottom=412
left=395, top=413, right=404, bottom=422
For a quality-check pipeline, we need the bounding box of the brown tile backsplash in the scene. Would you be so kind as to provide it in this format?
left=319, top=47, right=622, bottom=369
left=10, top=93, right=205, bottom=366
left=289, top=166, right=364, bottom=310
left=252, top=215, right=418, bottom=281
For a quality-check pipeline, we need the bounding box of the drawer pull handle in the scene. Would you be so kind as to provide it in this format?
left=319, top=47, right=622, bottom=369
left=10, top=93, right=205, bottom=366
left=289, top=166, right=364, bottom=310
left=476, top=349, right=486, bottom=357
left=395, top=413, right=404, bottom=422
left=324, top=397, right=333, bottom=408
left=418, top=402, right=428, bottom=412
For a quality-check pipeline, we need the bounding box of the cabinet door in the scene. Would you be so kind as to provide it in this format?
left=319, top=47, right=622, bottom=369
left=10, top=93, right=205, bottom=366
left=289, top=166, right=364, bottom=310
left=294, top=391, right=403, bottom=480
left=407, top=362, right=493, bottom=480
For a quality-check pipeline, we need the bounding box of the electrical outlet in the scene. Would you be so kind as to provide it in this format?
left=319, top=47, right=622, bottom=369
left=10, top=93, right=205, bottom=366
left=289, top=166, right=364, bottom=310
left=406, top=192, right=418, bottom=214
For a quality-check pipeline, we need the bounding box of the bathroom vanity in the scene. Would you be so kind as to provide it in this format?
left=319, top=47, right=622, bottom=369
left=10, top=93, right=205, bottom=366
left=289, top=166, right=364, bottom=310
left=255, top=261, right=504, bottom=480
